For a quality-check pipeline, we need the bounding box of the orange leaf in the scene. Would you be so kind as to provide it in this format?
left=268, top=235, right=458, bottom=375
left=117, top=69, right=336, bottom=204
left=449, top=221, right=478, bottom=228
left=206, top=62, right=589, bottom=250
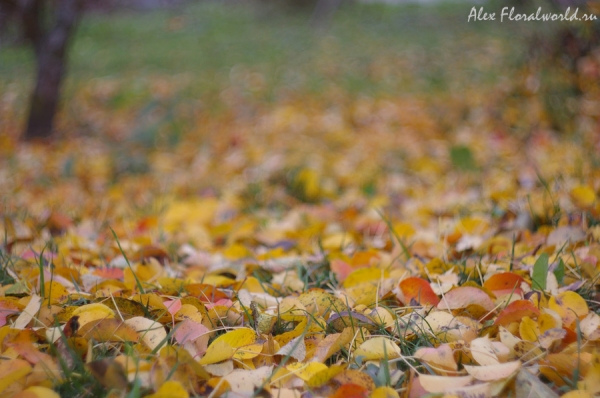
left=483, top=272, right=526, bottom=295
left=330, top=384, right=369, bottom=398
left=494, top=300, right=540, bottom=327
left=0, top=299, right=20, bottom=327
left=330, top=259, right=352, bottom=283
left=77, top=318, right=139, bottom=343
left=93, top=268, right=124, bottom=280
left=185, top=284, right=229, bottom=304
left=399, top=277, right=440, bottom=306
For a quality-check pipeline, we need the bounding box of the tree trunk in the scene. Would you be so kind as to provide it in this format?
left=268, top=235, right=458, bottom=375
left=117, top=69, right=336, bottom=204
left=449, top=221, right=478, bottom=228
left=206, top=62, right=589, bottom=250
left=22, top=0, right=83, bottom=141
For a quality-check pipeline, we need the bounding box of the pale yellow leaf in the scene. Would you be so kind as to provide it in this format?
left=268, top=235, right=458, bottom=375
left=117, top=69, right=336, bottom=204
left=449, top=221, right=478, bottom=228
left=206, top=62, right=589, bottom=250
left=13, top=295, right=42, bottom=330
left=470, top=336, right=500, bottom=366
left=419, top=374, right=474, bottom=393
left=124, top=316, right=167, bottom=352
left=464, top=361, right=521, bottom=381
left=354, top=337, right=401, bottom=361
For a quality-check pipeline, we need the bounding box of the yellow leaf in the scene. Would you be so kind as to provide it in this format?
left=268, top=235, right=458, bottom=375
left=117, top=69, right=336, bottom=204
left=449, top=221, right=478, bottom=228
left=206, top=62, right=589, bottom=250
left=163, top=199, right=218, bottom=233
left=13, top=386, right=60, bottom=398
left=176, top=304, right=203, bottom=324
left=391, top=222, right=415, bottom=239
left=343, top=267, right=388, bottom=288
left=345, top=283, right=379, bottom=307
left=222, top=243, right=252, bottom=260
left=285, top=362, right=328, bottom=381
left=321, top=232, right=354, bottom=251
left=562, top=391, right=593, bottom=398
left=354, top=337, right=401, bottom=361
left=370, top=386, right=400, bottom=398
left=519, top=316, right=541, bottom=342
left=297, top=289, right=346, bottom=318
left=0, top=359, right=32, bottom=394
left=538, top=313, right=561, bottom=333
left=578, top=358, right=600, bottom=395
left=200, top=328, right=257, bottom=365
left=130, top=293, right=167, bottom=311
left=146, top=381, right=189, bottom=398
left=369, top=307, right=396, bottom=329
left=72, top=303, right=115, bottom=327
left=570, top=185, right=596, bottom=208
left=251, top=302, right=277, bottom=335
left=332, top=369, right=376, bottom=391
left=306, top=365, right=346, bottom=388
left=233, top=340, right=264, bottom=360
left=313, top=327, right=354, bottom=362
left=548, top=291, right=589, bottom=327
left=43, top=281, right=69, bottom=305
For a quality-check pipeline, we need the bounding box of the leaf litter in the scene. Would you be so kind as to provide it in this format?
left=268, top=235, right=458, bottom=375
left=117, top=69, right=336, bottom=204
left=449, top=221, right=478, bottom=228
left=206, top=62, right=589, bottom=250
left=1, top=29, right=600, bottom=398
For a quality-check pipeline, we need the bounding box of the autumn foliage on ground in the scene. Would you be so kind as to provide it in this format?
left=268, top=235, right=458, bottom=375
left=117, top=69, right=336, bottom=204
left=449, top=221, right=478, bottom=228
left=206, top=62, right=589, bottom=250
left=1, top=3, right=600, bottom=398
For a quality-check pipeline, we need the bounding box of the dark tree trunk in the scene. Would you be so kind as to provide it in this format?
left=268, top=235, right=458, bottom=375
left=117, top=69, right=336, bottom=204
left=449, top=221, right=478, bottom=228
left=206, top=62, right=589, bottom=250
left=20, top=0, right=83, bottom=141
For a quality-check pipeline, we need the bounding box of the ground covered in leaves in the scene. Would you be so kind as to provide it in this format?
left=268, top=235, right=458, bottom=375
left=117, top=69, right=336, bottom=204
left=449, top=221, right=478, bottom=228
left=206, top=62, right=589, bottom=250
left=1, top=2, right=600, bottom=398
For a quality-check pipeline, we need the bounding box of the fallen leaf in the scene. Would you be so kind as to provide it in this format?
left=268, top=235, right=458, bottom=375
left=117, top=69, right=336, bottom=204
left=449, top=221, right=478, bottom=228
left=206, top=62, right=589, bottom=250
left=13, top=386, right=61, bottom=398
left=13, top=295, right=42, bottom=330
left=494, top=300, right=540, bottom=327
left=353, top=336, right=401, bottom=361
left=464, top=361, right=521, bottom=381
left=286, top=362, right=328, bottom=381
left=414, top=344, right=458, bottom=371
left=483, top=272, right=526, bottom=296
left=514, top=368, right=559, bottom=398
left=329, top=383, right=369, bottom=398
left=124, top=316, right=167, bottom=352
left=437, top=286, right=495, bottom=312
left=469, top=336, right=500, bottom=365
left=399, top=277, right=440, bottom=306
left=77, top=318, right=139, bottom=342
left=146, top=380, right=189, bottom=398
left=548, top=291, right=589, bottom=327
left=276, top=336, right=307, bottom=361
left=199, top=327, right=259, bottom=365
left=370, top=386, right=400, bottom=398
left=419, top=374, right=474, bottom=393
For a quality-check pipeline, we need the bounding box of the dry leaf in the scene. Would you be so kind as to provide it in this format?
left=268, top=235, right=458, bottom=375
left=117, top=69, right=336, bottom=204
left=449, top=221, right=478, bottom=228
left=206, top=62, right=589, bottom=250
left=463, top=361, right=521, bottom=381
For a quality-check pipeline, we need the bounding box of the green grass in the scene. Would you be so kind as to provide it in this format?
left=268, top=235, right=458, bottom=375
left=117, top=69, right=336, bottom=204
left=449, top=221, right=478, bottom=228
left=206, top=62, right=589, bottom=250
left=0, top=0, right=540, bottom=109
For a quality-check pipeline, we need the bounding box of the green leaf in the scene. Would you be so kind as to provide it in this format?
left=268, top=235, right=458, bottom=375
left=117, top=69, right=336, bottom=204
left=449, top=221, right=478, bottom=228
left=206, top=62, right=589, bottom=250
left=450, top=145, right=476, bottom=171
left=554, top=258, right=565, bottom=284
left=532, top=253, right=549, bottom=291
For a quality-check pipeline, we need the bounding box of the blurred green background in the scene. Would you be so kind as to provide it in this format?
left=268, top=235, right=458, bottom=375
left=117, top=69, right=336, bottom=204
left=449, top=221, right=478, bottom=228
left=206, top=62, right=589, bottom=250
left=0, top=1, right=537, bottom=108
left=0, top=0, right=597, bottom=142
